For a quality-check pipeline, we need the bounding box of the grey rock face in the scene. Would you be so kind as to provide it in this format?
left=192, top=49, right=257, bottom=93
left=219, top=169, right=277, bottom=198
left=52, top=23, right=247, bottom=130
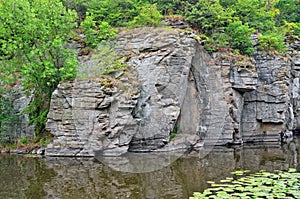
left=1, top=85, right=34, bottom=142
left=46, top=79, right=140, bottom=156
left=241, top=55, right=291, bottom=142
left=289, top=37, right=300, bottom=132
left=230, top=64, right=258, bottom=92
left=46, top=28, right=300, bottom=156
left=117, top=29, right=197, bottom=151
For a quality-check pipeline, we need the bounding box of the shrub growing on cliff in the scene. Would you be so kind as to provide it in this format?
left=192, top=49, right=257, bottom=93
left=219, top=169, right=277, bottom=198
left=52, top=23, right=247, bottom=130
left=185, top=0, right=233, bottom=35
left=85, top=0, right=138, bottom=27
left=146, top=0, right=185, bottom=15
left=78, top=42, right=126, bottom=78
left=258, top=32, right=286, bottom=53
left=275, top=0, right=300, bottom=26
left=225, top=0, right=279, bottom=33
left=196, top=20, right=255, bottom=55
left=0, top=0, right=78, bottom=134
left=80, top=13, right=116, bottom=47
left=226, top=21, right=255, bottom=55
left=128, top=3, right=162, bottom=27
left=280, top=21, right=300, bottom=38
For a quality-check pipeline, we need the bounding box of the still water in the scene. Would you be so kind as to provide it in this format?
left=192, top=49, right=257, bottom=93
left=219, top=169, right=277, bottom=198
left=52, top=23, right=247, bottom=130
left=0, top=136, right=299, bottom=199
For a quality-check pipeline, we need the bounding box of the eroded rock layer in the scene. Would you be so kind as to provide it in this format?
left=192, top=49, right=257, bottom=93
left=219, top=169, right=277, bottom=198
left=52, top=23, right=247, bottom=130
left=46, top=28, right=300, bottom=156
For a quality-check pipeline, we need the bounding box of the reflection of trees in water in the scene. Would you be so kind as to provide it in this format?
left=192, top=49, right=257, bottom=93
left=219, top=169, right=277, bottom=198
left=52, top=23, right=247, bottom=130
left=0, top=155, right=56, bottom=199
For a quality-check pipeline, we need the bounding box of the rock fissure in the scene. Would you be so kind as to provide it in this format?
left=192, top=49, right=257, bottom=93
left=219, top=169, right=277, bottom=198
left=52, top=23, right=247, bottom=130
left=44, top=28, right=300, bottom=156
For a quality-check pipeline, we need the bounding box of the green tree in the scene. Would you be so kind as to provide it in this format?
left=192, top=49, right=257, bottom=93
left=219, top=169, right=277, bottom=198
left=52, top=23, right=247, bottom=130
left=229, top=0, right=279, bottom=33
left=61, top=0, right=88, bottom=26
left=86, top=0, right=139, bottom=26
left=275, top=0, right=300, bottom=25
left=0, top=0, right=78, bottom=134
left=185, top=0, right=233, bottom=35
left=147, top=0, right=186, bottom=15
left=219, top=0, right=236, bottom=7
left=226, top=21, right=255, bottom=54
left=258, top=32, right=286, bottom=52
left=80, top=13, right=117, bottom=47
left=128, top=3, right=162, bottom=27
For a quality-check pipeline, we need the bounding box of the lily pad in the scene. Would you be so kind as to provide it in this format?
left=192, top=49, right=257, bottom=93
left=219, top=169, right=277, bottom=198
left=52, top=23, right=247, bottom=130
left=288, top=168, right=297, bottom=173
left=191, top=169, right=300, bottom=199
left=230, top=170, right=248, bottom=176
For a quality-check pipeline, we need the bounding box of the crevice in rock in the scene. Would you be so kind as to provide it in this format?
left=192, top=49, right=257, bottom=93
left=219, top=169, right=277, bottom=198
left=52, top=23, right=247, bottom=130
left=44, top=28, right=300, bottom=157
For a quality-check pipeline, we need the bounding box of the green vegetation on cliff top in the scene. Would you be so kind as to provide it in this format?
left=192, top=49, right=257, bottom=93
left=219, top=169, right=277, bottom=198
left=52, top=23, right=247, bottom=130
left=0, top=0, right=299, bottom=145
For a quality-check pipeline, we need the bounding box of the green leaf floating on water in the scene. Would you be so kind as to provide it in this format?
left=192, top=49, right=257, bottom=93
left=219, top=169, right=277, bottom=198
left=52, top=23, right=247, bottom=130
left=220, top=179, right=232, bottom=183
left=207, top=181, right=215, bottom=184
left=190, top=169, right=300, bottom=199
left=288, top=168, right=297, bottom=173
left=230, top=170, right=250, bottom=176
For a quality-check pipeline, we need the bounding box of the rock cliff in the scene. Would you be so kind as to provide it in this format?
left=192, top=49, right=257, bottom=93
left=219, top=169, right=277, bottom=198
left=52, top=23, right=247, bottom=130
left=45, top=28, right=300, bottom=156
left=1, top=85, right=34, bottom=143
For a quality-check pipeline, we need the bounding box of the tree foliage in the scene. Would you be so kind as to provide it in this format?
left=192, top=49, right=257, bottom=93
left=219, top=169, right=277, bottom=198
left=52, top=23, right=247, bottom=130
left=0, top=0, right=78, bottom=134
left=80, top=0, right=162, bottom=28
left=80, top=13, right=117, bottom=47
left=227, top=0, right=279, bottom=33
left=182, top=0, right=298, bottom=54
left=258, top=32, right=286, bottom=52
left=84, top=0, right=139, bottom=27
left=226, top=21, right=255, bottom=54
left=146, top=0, right=185, bottom=15
left=61, top=0, right=88, bottom=25
left=185, top=0, right=233, bottom=35
left=0, top=0, right=299, bottom=141
left=60, top=0, right=299, bottom=55
left=275, top=0, right=300, bottom=25
left=128, top=3, right=162, bottom=27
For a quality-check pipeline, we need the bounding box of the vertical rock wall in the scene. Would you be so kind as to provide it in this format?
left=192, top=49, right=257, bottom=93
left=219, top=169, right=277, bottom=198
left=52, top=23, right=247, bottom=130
left=289, top=37, right=300, bottom=131
left=1, top=85, right=34, bottom=142
left=117, top=29, right=198, bottom=151
left=45, top=28, right=300, bottom=156
left=241, top=55, right=291, bottom=142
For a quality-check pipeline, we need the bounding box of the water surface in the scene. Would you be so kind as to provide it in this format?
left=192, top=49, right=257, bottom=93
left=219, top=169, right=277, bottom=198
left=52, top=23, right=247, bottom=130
left=0, top=136, right=299, bottom=199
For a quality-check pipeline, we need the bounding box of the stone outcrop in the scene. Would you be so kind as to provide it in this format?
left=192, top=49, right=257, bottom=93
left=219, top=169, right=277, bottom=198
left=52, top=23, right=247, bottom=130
left=1, top=85, right=34, bottom=142
left=289, top=36, right=300, bottom=132
left=46, top=77, right=140, bottom=156
left=45, top=28, right=300, bottom=156
left=241, top=55, right=292, bottom=142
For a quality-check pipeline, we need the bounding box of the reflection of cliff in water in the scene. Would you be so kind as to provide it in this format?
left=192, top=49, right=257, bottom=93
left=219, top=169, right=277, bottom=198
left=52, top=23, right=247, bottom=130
left=0, top=136, right=300, bottom=199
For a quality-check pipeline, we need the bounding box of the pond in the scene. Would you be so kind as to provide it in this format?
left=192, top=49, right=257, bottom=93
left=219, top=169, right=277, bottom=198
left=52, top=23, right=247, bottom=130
left=0, top=136, right=299, bottom=199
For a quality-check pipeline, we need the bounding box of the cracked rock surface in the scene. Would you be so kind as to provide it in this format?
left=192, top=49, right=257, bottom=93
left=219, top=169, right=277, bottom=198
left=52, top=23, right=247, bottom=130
left=45, top=28, right=300, bottom=156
